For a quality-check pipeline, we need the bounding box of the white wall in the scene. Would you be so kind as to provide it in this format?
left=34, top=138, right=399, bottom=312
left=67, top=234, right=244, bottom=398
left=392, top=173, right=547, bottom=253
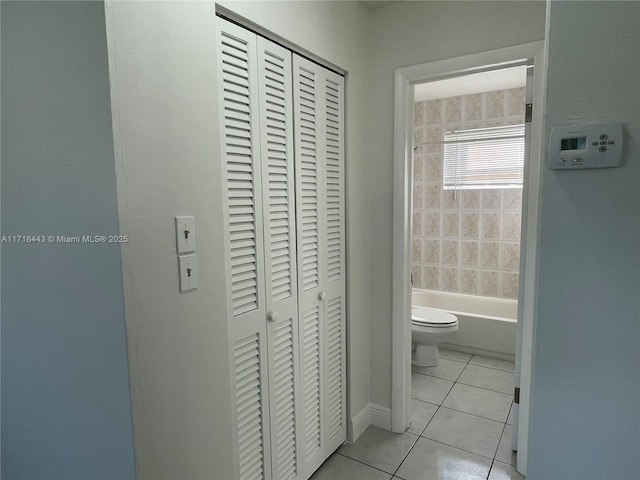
left=217, top=0, right=373, bottom=425
left=528, top=2, right=640, bottom=478
left=1, top=2, right=135, bottom=478
left=105, top=2, right=234, bottom=478
left=106, top=1, right=371, bottom=477
left=368, top=0, right=546, bottom=408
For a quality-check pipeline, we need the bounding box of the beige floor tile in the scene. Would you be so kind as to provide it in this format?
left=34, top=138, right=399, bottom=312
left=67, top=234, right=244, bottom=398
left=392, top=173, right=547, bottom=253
left=408, top=399, right=438, bottom=435
left=422, top=407, right=503, bottom=458
left=338, top=426, right=418, bottom=475
left=488, top=460, right=524, bottom=480
left=495, top=424, right=517, bottom=466
left=411, top=372, right=454, bottom=405
left=412, top=357, right=466, bottom=381
left=458, top=364, right=514, bottom=395
left=395, top=437, right=491, bottom=480
left=310, top=453, right=392, bottom=480
left=442, top=382, right=511, bottom=422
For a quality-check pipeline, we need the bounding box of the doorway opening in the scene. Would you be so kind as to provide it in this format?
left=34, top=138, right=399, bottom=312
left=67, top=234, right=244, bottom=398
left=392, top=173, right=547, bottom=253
left=391, top=42, right=545, bottom=476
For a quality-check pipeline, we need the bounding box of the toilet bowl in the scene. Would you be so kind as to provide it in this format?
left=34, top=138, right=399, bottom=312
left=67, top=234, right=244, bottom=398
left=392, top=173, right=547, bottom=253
left=411, top=307, right=459, bottom=367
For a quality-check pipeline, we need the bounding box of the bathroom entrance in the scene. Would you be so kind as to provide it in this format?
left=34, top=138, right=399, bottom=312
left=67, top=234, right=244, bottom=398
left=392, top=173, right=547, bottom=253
left=391, top=42, right=545, bottom=476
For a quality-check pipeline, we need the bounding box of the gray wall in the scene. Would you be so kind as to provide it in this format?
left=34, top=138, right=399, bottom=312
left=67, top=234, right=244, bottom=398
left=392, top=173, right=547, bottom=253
left=368, top=0, right=547, bottom=408
left=528, top=2, right=640, bottom=478
left=1, top=2, right=135, bottom=478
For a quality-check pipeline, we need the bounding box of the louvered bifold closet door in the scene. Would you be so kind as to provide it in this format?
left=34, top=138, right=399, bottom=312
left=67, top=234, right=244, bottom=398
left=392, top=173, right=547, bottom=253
left=293, top=55, right=326, bottom=479
left=321, top=71, right=346, bottom=455
left=217, top=18, right=272, bottom=480
left=257, top=37, right=303, bottom=480
left=293, top=56, right=347, bottom=478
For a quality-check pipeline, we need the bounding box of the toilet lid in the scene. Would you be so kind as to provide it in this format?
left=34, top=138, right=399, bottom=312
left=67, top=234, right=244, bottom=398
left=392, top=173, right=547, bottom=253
left=412, top=307, right=458, bottom=327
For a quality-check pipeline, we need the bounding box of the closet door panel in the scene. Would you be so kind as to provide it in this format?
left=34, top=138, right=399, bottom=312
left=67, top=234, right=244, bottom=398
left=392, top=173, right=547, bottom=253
left=217, top=18, right=271, bottom=480
left=321, top=72, right=347, bottom=452
left=257, top=37, right=302, bottom=480
left=293, top=55, right=326, bottom=478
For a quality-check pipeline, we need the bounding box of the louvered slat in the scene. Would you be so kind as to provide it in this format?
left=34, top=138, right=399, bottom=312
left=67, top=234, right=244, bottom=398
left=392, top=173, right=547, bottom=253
left=325, top=78, right=342, bottom=283
left=221, top=30, right=260, bottom=318
left=234, top=334, right=265, bottom=480
left=259, top=37, right=299, bottom=480
left=302, top=307, right=321, bottom=457
left=270, top=319, right=297, bottom=480
left=325, top=299, right=343, bottom=438
left=296, top=66, right=320, bottom=291
left=262, top=48, right=295, bottom=304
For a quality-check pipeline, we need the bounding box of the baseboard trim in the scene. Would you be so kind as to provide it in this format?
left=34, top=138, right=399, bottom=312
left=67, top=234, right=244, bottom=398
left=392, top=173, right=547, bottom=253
left=349, top=404, right=371, bottom=443
left=440, top=343, right=516, bottom=362
left=370, top=403, right=392, bottom=431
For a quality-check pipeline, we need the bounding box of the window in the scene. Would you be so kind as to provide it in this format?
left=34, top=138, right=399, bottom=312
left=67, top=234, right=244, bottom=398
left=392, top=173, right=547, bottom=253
left=443, top=124, right=525, bottom=190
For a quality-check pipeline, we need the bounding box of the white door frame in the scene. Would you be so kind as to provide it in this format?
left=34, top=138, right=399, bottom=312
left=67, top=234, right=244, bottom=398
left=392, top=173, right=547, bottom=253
left=391, top=41, right=545, bottom=476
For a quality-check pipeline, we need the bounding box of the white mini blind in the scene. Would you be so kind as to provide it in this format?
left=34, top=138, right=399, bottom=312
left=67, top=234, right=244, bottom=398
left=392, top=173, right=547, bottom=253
left=443, top=124, right=525, bottom=190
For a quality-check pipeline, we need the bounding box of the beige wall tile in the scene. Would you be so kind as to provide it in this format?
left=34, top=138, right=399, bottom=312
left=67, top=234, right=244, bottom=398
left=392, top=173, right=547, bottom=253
left=502, top=242, right=520, bottom=271
left=411, top=87, right=526, bottom=301
left=424, top=266, right=440, bottom=290
left=442, top=190, right=460, bottom=209
left=413, top=211, right=423, bottom=237
left=412, top=237, right=423, bottom=263
left=486, top=90, right=505, bottom=119
left=425, top=183, right=442, bottom=208
left=460, top=269, right=479, bottom=295
left=502, top=212, right=522, bottom=241
left=461, top=212, right=479, bottom=238
left=426, top=99, right=442, bottom=125
left=413, top=155, right=424, bottom=183
left=412, top=265, right=423, bottom=289
left=426, top=127, right=443, bottom=154
left=481, top=213, right=501, bottom=239
left=462, top=190, right=480, bottom=209
left=503, top=188, right=522, bottom=210
left=442, top=240, right=459, bottom=266
left=415, top=101, right=425, bottom=127
left=480, top=242, right=500, bottom=269
left=502, top=272, right=519, bottom=299
left=443, top=212, right=460, bottom=237
left=424, top=212, right=441, bottom=237
left=424, top=239, right=441, bottom=265
left=442, top=267, right=458, bottom=292
left=445, top=96, right=462, bottom=123
left=482, top=190, right=502, bottom=210
left=480, top=270, right=500, bottom=297
left=464, top=93, right=483, bottom=121
left=461, top=241, right=479, bottom=267
left=508, top=88, right=525, bottom=116
left=413, top=184, right=424, bottom=210
left=425, top=156, right=442, bottom=182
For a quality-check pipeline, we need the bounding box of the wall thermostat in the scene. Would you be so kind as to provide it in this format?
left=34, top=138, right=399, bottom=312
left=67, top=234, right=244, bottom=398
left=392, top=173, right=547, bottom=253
left=549, top=121, right=623, bottom=170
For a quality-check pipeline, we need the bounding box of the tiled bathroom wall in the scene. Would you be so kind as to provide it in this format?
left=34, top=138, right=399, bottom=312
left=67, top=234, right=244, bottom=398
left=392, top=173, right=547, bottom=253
left=412, top=87, right=525, bottom=299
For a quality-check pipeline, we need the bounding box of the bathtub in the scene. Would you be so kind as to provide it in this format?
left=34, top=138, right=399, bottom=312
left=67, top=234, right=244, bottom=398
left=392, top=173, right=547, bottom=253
left=412, top=289, right=517, bottom=361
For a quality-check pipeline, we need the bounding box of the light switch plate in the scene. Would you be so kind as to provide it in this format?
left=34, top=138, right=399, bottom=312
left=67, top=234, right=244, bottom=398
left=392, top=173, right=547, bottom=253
left=178, top=254, right=198, bottom=292
left=175, top=216, right=196, bottom=253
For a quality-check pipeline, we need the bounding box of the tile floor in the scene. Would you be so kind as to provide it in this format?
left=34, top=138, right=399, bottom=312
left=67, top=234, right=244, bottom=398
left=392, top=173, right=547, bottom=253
left=311, top=349, right=524, bottom=480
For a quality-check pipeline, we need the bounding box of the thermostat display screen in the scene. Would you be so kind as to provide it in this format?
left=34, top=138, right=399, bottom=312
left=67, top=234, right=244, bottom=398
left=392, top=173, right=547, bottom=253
left=561, top=137, right=586, bottom=151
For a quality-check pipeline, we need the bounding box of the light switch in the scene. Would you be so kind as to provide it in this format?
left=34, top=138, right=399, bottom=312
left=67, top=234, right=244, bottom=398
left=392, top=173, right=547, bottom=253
left=178, top=254, right=198, bottom=292
left=175, top=216, right=196, bottom=253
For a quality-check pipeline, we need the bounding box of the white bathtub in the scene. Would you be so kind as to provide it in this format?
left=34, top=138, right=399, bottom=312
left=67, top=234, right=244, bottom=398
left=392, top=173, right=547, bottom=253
left=412, top=289, right=517, bottom=361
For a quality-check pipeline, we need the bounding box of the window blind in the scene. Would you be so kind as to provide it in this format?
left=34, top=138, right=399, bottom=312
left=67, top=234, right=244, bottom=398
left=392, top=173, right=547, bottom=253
left=443, top=124, right=525, bottom=190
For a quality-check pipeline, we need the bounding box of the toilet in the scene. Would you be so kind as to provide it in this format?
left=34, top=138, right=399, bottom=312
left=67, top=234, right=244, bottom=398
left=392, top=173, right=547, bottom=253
left=411, top=307, right=459, bottom=367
